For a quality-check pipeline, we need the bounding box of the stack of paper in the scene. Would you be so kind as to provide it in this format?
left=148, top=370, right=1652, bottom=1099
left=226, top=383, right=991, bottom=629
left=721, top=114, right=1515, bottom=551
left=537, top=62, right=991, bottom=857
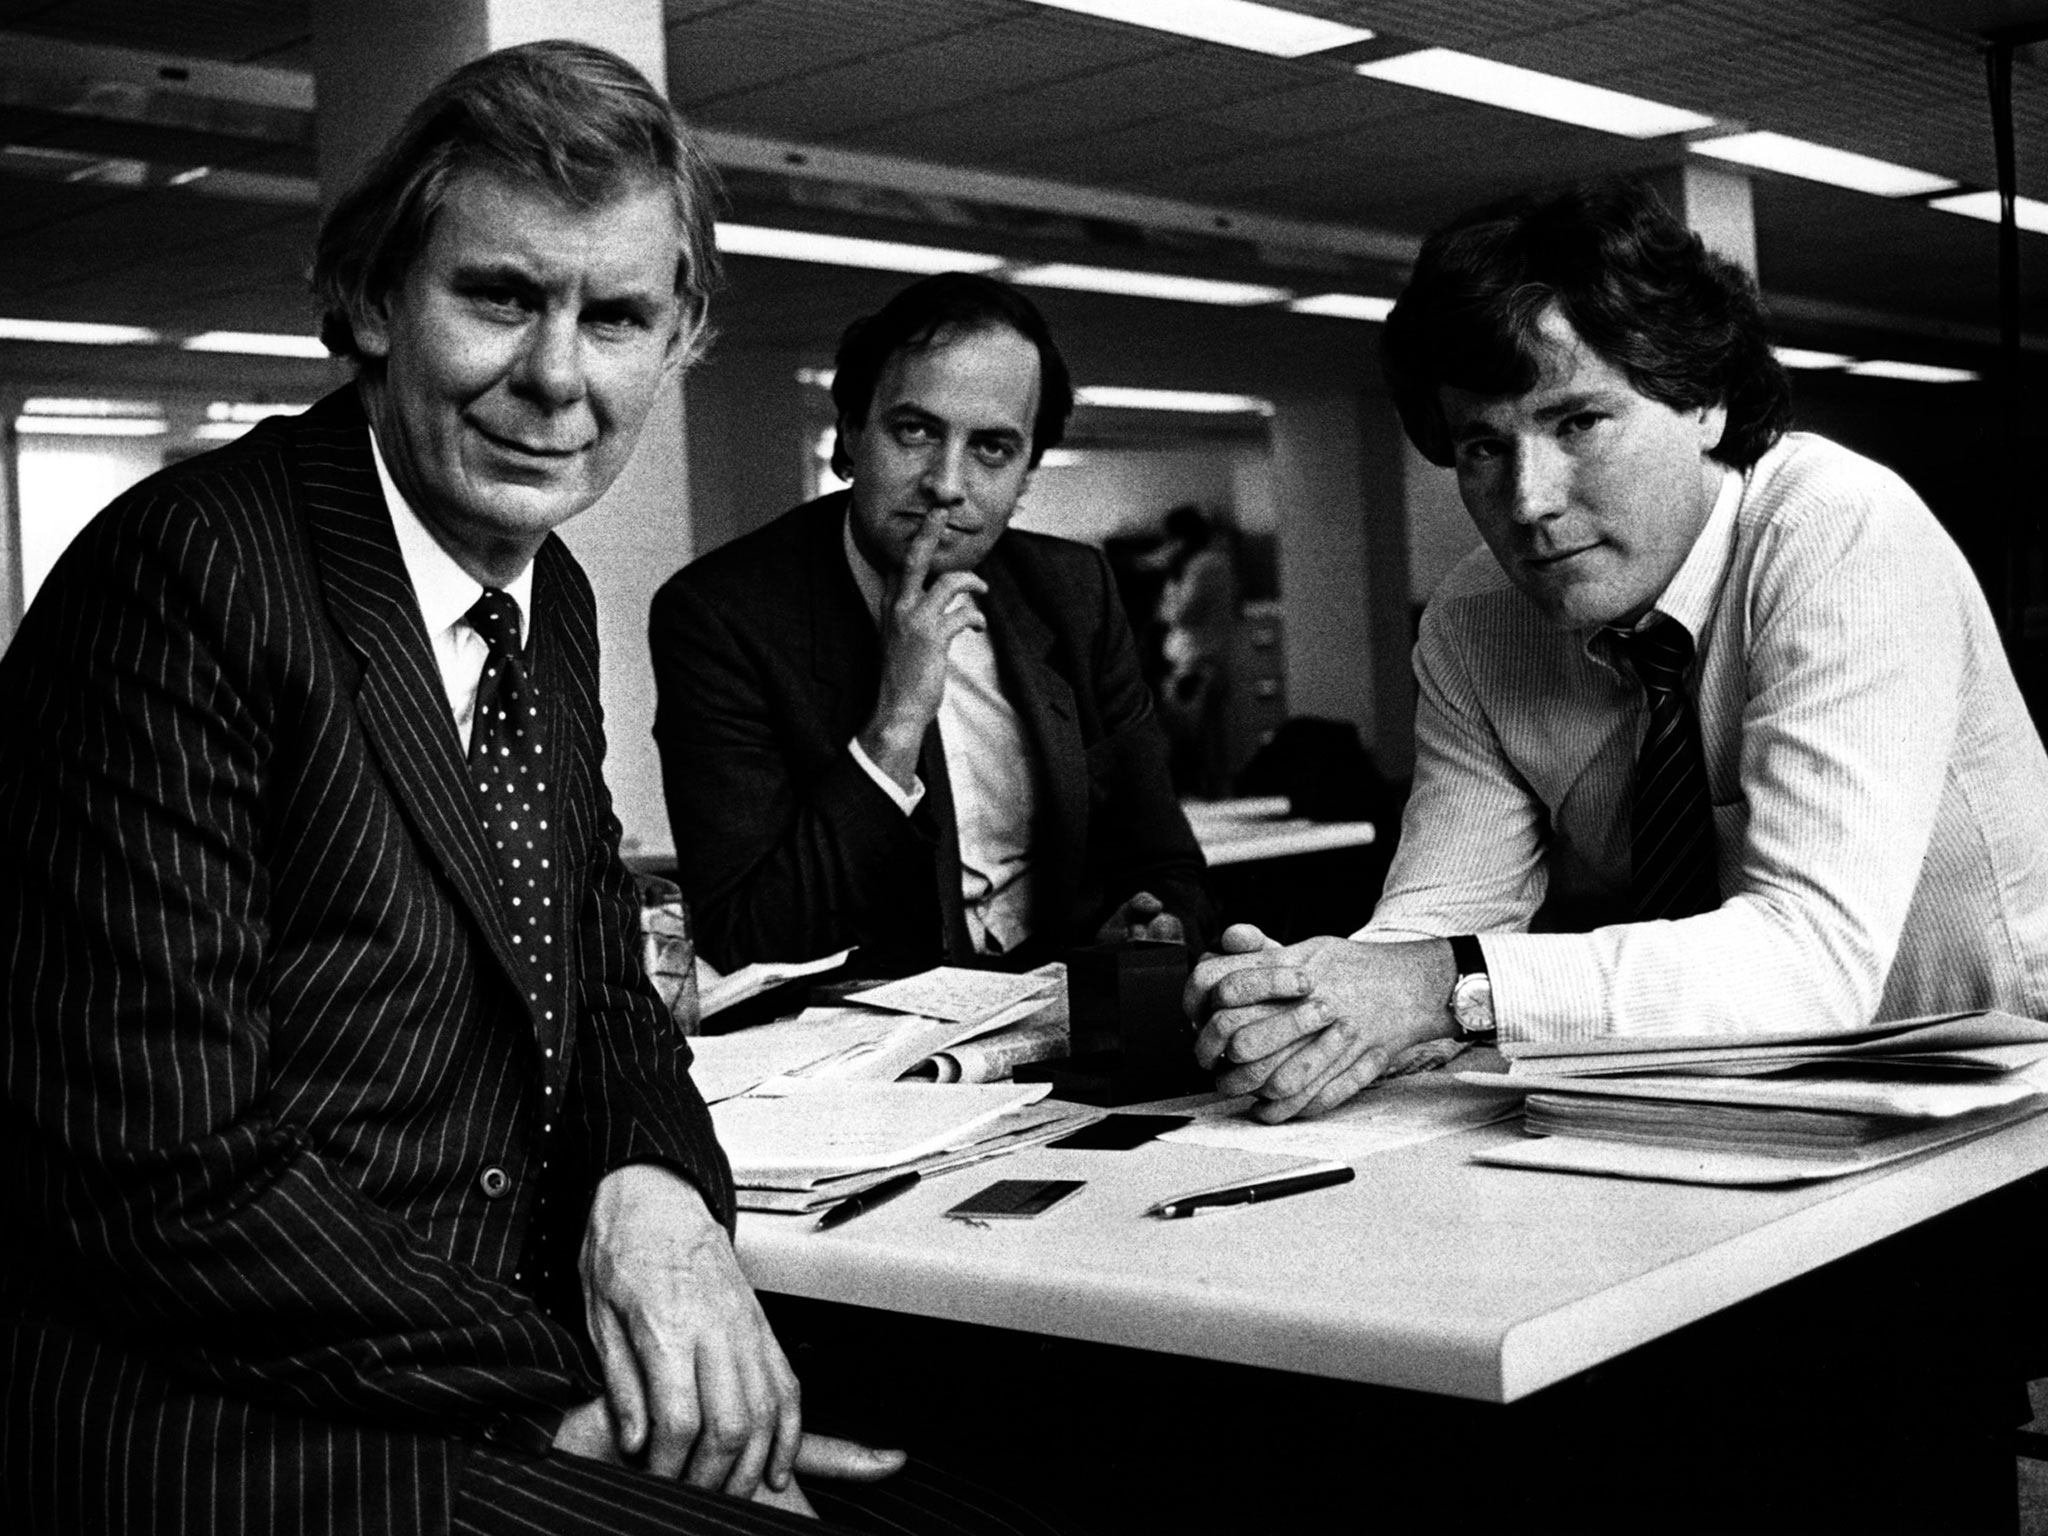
left=686, top=963, right=1090, bottom=1213
left=1457, top=1010, right=2048, bottom=1185
left=712, top=1081, right=1098, bottom=1213
left=687, top=963, right=1067, bottom=1103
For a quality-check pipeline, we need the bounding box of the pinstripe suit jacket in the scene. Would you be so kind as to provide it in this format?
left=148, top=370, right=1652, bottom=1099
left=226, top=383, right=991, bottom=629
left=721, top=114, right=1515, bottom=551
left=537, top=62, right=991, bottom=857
left=0, top=389, right=736, bottom=1535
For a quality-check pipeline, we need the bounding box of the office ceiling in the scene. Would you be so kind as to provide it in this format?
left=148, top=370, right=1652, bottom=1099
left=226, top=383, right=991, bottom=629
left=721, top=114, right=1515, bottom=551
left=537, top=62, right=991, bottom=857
left=1, top=0, right=2045, bottom=369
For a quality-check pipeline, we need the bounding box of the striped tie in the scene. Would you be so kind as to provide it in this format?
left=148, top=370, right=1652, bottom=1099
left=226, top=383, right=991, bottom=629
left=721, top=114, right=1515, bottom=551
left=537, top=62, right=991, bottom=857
left=1623, top=617, right=1719, bottom=920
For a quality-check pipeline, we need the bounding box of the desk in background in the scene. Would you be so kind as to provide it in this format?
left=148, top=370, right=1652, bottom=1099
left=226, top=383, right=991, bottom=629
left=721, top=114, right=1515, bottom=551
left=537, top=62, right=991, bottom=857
left=1182, top=795, right=1386, bottom=940
left=1179, top=794, right=1375, bottom=868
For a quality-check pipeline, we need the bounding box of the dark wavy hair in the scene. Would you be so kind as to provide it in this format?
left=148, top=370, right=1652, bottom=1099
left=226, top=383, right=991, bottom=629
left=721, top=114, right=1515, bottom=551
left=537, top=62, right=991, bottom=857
left=1383, top=179, right=1792, bottom=469
left=311, top=39, right=720, bottom=368
left=829, top=273, right=1074, bottom=476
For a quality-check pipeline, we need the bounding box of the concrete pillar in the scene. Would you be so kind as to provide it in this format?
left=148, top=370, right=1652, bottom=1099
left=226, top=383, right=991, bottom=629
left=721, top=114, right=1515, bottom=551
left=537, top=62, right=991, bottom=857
left=308, top=0, right=691, bottom=858
left=0, top=384, right=23, bottom=651
left=1645, top=162, right=1759, bottom=279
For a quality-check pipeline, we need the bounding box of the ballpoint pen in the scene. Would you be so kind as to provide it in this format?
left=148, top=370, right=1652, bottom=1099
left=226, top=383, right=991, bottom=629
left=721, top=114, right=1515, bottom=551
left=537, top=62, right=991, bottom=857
left=814, top=1171, right=921, bottom=1232
left=1146, top=1162, right=1354, bottom=1219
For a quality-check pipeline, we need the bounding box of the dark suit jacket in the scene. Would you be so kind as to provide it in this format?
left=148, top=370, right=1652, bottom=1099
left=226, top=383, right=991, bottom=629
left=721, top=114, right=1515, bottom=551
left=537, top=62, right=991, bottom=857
left=0, top=390, right=734, bottom=1535
left=649, top=493, right=1213, bottom=975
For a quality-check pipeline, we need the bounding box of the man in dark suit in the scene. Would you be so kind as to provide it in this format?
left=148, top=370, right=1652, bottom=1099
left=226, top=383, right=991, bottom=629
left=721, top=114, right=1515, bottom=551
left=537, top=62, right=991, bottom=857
left=650, top=274, right=1213, bottom=977
left=0, top=41, right=919, bottom=1536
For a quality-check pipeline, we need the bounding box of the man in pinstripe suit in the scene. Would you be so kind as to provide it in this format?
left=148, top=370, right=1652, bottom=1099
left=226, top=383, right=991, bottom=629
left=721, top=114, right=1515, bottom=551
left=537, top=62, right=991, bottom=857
left=0, top=42, right=960, bottom=1536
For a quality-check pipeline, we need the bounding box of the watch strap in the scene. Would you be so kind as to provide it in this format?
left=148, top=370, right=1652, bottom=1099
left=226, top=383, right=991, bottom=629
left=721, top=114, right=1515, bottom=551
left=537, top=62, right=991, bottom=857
left=1449, top=933, right=1486, bottom=980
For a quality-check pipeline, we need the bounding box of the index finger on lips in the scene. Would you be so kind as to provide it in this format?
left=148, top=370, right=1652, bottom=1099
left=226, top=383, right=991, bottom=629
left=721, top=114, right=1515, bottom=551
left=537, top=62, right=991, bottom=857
left=899, top=508, right=946, bottom=593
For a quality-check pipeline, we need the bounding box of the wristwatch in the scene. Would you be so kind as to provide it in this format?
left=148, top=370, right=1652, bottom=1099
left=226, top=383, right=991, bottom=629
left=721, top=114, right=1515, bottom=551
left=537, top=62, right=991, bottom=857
left=1447, top=934, right=1496, bottom=1043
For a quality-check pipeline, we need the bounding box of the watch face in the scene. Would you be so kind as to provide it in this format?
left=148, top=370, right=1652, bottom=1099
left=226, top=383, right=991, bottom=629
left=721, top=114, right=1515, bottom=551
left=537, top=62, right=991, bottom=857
left=1451, top=973, right=1496, bottom=1040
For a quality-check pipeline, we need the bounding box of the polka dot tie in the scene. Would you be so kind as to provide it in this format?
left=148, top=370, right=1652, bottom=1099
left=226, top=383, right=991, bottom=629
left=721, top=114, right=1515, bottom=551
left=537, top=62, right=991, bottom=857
left=1621, top=616, right=1720, bottom=921
left=465, top=589, right=560, bottom=1049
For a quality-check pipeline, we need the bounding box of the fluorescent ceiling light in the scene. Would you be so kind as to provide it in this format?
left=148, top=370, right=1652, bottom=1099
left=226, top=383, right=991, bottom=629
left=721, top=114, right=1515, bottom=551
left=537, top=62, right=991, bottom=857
left=1023, top=0, right=1370, bottom=57
left=1355, top=49, right=1715, bottom=139
left=207, top=400, right=309, bottom=423
left=16, top=416, right=167, bottom=436
left=1075, top=385, right=1274, bottom=414
left=796, top=366, right=836, bottom=389
left=1690, top=131, right=1955, bottom=198
left=1927, top=189, right=2048, bottom=237
left=0, top=317, right=160, bottom=346
left=1772, top=347, right=1855, bottom=370
left=1845, top=359, right=1979, bottom=383
left=24, top=396, right=162, bottom=416
left=1035, top=448, right=1087, bottom=468
left=1010, top=264, right=1289, bottom=306
left=716, top=223, right=1003, bottom=274
left=1289, top=293, right=1396, bottom=321
left=193, top=422, right=255, bottom=441
left=182, top=331, right=329, bottom=358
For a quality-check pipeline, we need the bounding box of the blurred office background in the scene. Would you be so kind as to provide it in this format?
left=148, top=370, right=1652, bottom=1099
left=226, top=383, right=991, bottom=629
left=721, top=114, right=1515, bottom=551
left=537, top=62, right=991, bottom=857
left=2, top=0, right=2044, bottom=888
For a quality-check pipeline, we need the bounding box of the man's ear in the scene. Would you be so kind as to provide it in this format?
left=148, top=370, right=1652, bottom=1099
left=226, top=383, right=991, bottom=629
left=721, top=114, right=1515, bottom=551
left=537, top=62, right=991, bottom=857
left=658, top=296, right=700, bottom=385
left=352, top=293, right=393, bottom=363
left=1698, top=398, right=1730, bottom=456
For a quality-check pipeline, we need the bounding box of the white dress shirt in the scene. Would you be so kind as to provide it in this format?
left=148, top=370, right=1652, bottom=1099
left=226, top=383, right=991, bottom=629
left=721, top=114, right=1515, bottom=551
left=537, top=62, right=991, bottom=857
left=842, top=515, right=1036, bottom=954
left=1362, top=432, right=2048, bottom=1042
left=369, top=427, right=534, bottom=754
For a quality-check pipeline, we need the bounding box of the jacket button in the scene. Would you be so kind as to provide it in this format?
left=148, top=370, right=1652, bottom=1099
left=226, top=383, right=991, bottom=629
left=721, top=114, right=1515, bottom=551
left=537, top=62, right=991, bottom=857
left=478, top=1166, right=511, bottom=1199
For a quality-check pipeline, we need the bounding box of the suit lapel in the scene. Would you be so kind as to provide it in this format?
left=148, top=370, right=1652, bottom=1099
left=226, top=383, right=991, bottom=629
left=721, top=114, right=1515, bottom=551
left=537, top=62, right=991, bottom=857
left=803, top=494, right=883, bottom=732
left=294, top=390, right=528, bottom=1004
left=526, top=546, right=584, bottom=1044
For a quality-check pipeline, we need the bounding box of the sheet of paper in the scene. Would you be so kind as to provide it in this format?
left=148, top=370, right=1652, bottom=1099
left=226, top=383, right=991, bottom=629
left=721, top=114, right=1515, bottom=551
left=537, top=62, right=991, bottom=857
left=737, top=1100, right=1101, bottom=1209
left=1502, top=1008, right=2048, bottom=1071
left=686, top=1006, right=902, bottom=1103
left=698, top=948, right=852, bottom=1019
left=1472, top=1098, right=2048, bottom=1186
left=1459, top=1056, right=2048, bottom=1120
left=711, top=1081, right=1053, bottom=1179
left=1160, top=1072, right=1520, bottom=1162
left=847, top=965, right=1059, bottom=1025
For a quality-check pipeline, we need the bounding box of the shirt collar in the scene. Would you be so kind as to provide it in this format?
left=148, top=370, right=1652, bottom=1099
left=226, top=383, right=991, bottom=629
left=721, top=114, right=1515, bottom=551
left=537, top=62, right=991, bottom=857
left=369, top=423, right=534, bottom=646
left=1643, top=462, right=1743, bottom=642
left=1585, top=462, right=1742, bottom=667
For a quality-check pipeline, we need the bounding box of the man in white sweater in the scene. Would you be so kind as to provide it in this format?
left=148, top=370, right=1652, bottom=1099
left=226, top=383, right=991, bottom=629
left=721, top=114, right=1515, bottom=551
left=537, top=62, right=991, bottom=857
left=1188, top=178, right=2048, bottom=1122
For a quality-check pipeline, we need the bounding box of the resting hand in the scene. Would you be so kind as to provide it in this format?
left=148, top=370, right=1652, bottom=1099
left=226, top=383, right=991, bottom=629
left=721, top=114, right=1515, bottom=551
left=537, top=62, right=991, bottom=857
left=581, top=1164, right=804, bottom=1495
left=559, top=1393, right=902, bottom=1519
left=1096, top=889, right=1186, bottom=945
left=860, top=508, right=989, bottom=789
left=750, top=1434, right=908, bottom=1519
left=1185, top=925, right=1455, bottom=1122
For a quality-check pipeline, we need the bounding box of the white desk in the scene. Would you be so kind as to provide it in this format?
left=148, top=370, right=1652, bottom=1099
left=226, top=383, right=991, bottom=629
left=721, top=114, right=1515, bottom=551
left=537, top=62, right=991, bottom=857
left=737, top=1106, right=2048, bottom=1405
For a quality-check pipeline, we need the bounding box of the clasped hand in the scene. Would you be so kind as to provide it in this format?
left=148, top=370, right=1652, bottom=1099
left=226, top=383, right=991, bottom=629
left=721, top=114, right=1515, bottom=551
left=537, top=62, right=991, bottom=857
left=1184, top=924, right=1456, bottom=1123
left=555, top=1164, right=903, bottom=1509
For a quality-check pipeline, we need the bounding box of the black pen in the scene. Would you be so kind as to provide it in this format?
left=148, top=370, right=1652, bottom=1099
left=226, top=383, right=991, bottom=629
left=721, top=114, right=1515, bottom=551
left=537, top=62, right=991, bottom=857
left=1146, top=1162, right=1354, bottom=1219
left=814, top=1171, right=920, bottom=1232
